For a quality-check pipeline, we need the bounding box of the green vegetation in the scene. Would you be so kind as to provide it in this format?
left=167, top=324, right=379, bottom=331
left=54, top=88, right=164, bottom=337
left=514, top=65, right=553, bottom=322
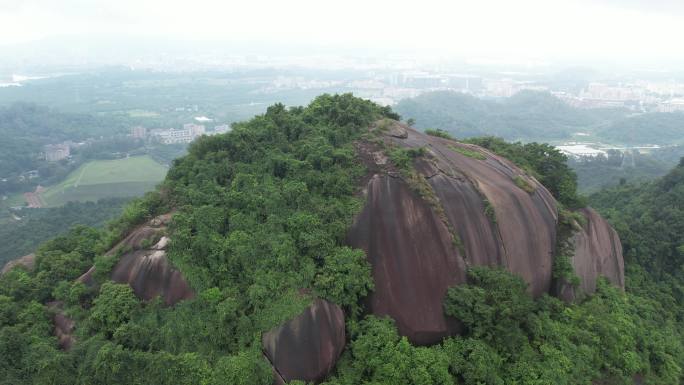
left=596, top=112, right=684, bottom=145
left=324, top=265, right=682, bottom=384
left=483, top=199, right=497, bottom=223
left=425, top=128, right=454, bottom=140
left=448, top=145, right=487, bottom=160
left=0, top=198, right=129, bottom=267
left=568, top=148, right=684, bottom=193
left=513, top=175, right=536, bottom=193
left=386, top=146, right=446, bottom=219
left=553, top=209, right=583, bottom=288
left=0, top=102, right=150, bottom=199
left=1, top=95, right=683, bottom=384
left=39, top=156, right=166, bottom=206
left=0, top=103, right=131, bottom=177
left=590, top=159, right=684, bottom=276
left=395, top=90, right=624, bottom=141
left=398, top=90, right=684, bottom=146
left=387, top=146, right=426, bottom=171
left=0, top=94, right=395, bottom=384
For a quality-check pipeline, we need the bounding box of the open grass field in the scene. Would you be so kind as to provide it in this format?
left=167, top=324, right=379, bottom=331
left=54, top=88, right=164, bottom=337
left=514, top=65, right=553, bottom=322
left=39, top=156, right=167, bottom=206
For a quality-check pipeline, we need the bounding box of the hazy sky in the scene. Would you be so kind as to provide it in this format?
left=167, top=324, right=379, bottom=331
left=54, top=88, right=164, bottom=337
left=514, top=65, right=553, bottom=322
left=1, top=0, right=682, bottom=66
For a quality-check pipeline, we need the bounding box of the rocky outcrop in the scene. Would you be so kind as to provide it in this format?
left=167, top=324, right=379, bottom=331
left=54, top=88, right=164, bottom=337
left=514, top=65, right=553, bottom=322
left=76, top=214, right=194, bottom=306
left=262, top=298, right=346, bottom=384
left=111, top=241, right=194, bottom=306
left=1, top=253, right=35, bottom=276
left=347, top=175, right=465, bottom=345
left=570, top=208, right=625, bottom=294
left=47, top=301, right=75, bottom=350
left=348, top=121, right=621, bottom=345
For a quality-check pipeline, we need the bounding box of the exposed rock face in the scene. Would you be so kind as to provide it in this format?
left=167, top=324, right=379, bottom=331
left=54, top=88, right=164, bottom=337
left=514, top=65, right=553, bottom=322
left=570, top=208, right=625, bottom=294
left=111, top=244, right=194, bottom=306
left=347, top=175, right=465, bottom=345
left=348, top=122, right=622, bottom=345
left=1, top=253, right=35, bottom=276
left=262, top=298, right=346, bottom=384
left=76, top=214, right=194, bottom=306
left=47, top=301, right=75, bottom=350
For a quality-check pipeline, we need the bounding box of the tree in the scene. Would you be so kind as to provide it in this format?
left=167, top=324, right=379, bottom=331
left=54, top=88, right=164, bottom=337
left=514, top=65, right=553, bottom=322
left=210, top=349, right=271, bottom=385
left=89, top=283, right=139, bottom=336
left=444, top=267, right=533, bottom=354
left=314, top=247, right=373, bottom=312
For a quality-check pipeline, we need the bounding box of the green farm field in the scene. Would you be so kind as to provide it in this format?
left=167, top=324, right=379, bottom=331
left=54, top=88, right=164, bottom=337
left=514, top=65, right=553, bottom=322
left=39, top=156, right=167, bottom=206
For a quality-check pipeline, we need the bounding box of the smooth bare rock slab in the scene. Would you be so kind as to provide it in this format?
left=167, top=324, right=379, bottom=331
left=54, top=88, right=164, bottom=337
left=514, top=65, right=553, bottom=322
left=571, top=207, right=625, bottom=294
left=262, top=298, right=345, bottom=384
left=47, top=301, right=75, bottom=350
left=349, top=125, right=624, bottom=345
left=418, top=135, right=558, bottom=297
left=347, top=175, right=465, bottom=345
left=76, top=265, right=95, bottom=287
left=1, top=253, right=35, bottom=275
left=111, top=249, right=194, bottom=306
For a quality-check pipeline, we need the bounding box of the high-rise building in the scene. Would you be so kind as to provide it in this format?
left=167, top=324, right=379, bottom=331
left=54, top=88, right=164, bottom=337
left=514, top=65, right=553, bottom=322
left=183, top=123, right=206, bottom=137
left=44, top=143, right=70, bottom=162
left=131, top=126, right=147, bottom=139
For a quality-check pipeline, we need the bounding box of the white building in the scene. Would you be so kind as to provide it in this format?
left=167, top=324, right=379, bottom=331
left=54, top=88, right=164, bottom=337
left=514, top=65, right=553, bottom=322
left=44, top=143, right=70, bottom=162
left=657, top=99, right=684, bottom=112
left=213, top=124, right=231, bottom=134
left=150, top=124, right=206, bottom=144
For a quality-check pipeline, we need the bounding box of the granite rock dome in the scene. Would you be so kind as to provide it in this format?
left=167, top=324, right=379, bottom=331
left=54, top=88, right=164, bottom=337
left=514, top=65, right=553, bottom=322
left=347, top=120, right=624, bottom=345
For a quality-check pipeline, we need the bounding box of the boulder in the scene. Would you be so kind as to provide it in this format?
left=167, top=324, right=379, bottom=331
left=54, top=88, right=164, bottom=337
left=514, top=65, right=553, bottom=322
left=570, top=207, right=625, bottom=294
left=47, top=301, right=75, bottom=350
left=1, top=253, right=35, bottom=276
left=76, top=214, right=194, bottom=306
left=348, top=125, right=621, bottom=344
left=347, top=175, right=465, bottom=345
left=262, top=298, right=345, bottom=384
left=111, top=248, right=194, bottom=306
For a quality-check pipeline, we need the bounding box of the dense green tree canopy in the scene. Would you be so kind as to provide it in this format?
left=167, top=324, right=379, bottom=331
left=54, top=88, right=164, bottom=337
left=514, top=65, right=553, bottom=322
left=0, top=94, right=682, bottom=384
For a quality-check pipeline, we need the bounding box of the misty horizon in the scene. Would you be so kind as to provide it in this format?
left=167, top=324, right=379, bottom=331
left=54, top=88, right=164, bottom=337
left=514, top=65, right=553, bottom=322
left=2, top=0, right=684, bottom=73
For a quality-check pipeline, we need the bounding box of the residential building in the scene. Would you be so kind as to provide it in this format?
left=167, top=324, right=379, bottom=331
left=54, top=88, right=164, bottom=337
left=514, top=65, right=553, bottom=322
left=150, top=124, right=206, bottom=144
left=131, top=126, right=147, bottom=139
left=44, top=143, right=70, bottom=162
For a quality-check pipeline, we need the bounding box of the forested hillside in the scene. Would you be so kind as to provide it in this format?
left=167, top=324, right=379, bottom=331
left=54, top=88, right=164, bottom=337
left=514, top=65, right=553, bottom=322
left=396, top=90, right=684, bottom=146
left=596, top=112, right=684, bottom=145
left=0, top=103, right=130, bottom=177
left=0, top=95, right=682, bottom=384
left=590, top=159, right=684, bottom=277
left=0, top=198, right=129, bottom=266
left=394, top=90, right=621, bottom=141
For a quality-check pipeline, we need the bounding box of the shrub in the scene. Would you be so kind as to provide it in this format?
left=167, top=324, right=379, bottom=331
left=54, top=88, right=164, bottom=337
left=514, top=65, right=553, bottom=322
left=424, top=128, right=454, bottom=140
left=513, top=175, right=536, bottom=193
left=449, top=145, right=486, bottom=160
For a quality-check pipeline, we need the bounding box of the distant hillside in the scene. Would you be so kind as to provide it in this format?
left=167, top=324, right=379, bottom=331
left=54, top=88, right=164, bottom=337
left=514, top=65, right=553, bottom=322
left=0, top=103, right=130, bottom=177
left=395, top=91, right=684, bottom=146
left=596, top=112, right=684, bottom=145
left=0, top=198, right=128, bottom=266
left=590, top=159, right=684, bottom=274
left=395, top=90, right=621, bottom=141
